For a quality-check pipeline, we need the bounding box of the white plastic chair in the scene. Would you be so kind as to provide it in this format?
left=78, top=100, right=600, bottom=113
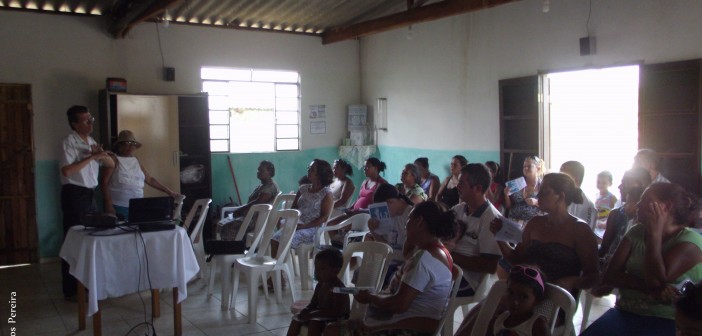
left=341, top=241, right=394, bottom=319
left=172, top=194, right=186, bottom=221
left=293, top=241, right=394, bottom=336
left=273, top=193, right=296, bottom=211
left=470, top=280, right=576, bottom=336
left=230, top=209, right=301, bottom=323
left=183, top=198, right=212, bottom=279
left=443, top=272, right=497, bottom=336
left=207, top=204, right=272, bottom=306
left=317, top=214, right=372, bottom=285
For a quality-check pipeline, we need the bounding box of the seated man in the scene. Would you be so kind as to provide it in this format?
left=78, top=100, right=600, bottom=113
left=448, top=163, right=502, bottom=297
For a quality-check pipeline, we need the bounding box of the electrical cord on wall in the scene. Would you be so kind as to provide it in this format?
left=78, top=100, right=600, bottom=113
left=155, top=22, right=166, bottom=69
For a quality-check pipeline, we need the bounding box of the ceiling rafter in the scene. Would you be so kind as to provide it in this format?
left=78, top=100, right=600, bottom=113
left=322, top=0, right=521, bottom=44
left=108, top=0, right=181, bottom=38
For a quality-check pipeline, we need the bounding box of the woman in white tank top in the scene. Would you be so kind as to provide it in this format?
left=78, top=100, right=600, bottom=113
left=100, top=130, right=180, bottom=220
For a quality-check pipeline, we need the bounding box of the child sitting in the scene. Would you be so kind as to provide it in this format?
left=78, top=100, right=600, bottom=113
left=287, top=248, right=350, bottom=336
left=488, top=265, right=550, bottom=336
left=455, top=265, right=550, bottom=336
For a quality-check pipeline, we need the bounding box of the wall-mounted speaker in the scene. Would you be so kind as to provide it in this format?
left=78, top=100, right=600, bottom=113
left=580, top=36, right=596, bottom=56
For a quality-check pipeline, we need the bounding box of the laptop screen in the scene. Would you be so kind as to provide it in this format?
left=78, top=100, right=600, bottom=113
left=128, top=197, right=174, bottom=223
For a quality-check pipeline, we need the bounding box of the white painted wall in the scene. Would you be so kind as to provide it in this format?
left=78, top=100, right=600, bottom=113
left=361, top=0, right=702, bottom=151
left=0, top=11, right=360, bottom=160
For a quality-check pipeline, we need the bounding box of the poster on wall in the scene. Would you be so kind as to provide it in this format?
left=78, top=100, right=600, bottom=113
left=309, top=105, right=326, bottom=119
left=310, top=121, right=326, bottom=134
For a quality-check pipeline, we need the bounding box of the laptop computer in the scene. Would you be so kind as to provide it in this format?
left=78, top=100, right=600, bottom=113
left=128, top=197, right=177, bottom=231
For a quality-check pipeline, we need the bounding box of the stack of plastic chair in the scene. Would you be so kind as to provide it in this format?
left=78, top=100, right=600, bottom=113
left=205, top=204, right=272, bottom=307
left=230, top=209, right=301, bottom=323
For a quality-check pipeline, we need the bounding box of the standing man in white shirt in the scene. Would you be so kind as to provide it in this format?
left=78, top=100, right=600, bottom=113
left=449, top=163, right=502, bottom=297
left=59, top=105, right=114, bottom=301
left=633, top=148, right=671, bottom=183
left=560, top=161, right=598, bottom=230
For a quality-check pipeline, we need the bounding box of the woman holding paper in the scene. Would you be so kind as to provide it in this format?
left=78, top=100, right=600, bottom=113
left=491, top=172, right=599, bottom=294
left=503, top=155, right=545, bottom=228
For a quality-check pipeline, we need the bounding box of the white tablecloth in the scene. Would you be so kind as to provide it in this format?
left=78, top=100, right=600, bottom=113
left=59, top=226, right=200, bottom=316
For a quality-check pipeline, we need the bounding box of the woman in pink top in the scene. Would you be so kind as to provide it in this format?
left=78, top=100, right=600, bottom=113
left=352, top=158, right=388, bottom=210
left=326, top=158, right=388, bottom=238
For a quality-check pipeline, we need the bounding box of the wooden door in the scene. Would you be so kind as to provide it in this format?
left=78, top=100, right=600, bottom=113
left=499, top=76, right=541, bottom=181
left=112, top=94, right=181, bottom=197
left=0, top=84, right=37, bottom=264
left=639, top=59, right=701, bottom=194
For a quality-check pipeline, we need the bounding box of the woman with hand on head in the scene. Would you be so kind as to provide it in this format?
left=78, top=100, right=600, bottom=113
left=435, top=155, right=468, bottom=208
left=101, top=130, right=180, bottom=220
left=395, top=163, right=427, bottom=205
left=582, top=183, right=702, bottom=336
left=414, top=157, right=440, bottom=201
left=503, top=155, right=545, bottom=228
left=492, top=172, right=599, bottom=295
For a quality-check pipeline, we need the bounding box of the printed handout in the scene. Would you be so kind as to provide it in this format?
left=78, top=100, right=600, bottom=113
left=505, top=176, right=527, bottom=196
left=495, top=217, right=523, bottom=244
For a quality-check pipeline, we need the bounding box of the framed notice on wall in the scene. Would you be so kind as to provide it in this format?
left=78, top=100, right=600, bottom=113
left=310, top=121, right=326, bottom=134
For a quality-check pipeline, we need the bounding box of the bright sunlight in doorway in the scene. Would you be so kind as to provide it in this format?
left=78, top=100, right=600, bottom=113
left=546, top=65, right=639, bottom=202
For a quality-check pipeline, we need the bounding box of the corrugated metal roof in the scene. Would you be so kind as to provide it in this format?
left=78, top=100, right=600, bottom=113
left=0, top=0, right=427, bottom=36
left=1, top=0, right=520, bottom=42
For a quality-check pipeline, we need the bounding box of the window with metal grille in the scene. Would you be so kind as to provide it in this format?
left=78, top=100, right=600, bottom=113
left=201, top=67, right=300, bottom=152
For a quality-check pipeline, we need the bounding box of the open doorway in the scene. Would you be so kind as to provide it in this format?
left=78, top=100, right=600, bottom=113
left=545, top=65, right=639, bottom=202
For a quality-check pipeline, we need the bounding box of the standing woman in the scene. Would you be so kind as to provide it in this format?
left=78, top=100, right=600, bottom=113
left=503, top=155, right=545, bottom=228
left=271, top=159, right=334, bottom=257
left=435, top=155, right=468, bottom=208
left=101, top=130, right=179, bottom=220
left=330, top=159, right=356, bottom=216
left=414, top=157, right=440, bottom=201
left=395, top=163, right=427, bottom=205
left=582, top=183, right=702, bottom=336
left=492, top=172, right=599, bottom=295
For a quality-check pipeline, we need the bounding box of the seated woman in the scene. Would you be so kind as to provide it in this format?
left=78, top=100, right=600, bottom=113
left=395, top=163, right=427, bottom=205
left=220, top=160, right=280, bottom=240
left=491, top=172, right=599, bottom=296
left=330, top=159, right=356, bottom=217
left=435, top=155, right=468, bottom=208
left=326, top=158, right=388, bottom=230
left=324, top=201, right=457, bottom=336
left=271, top=159, right=334, bottom=257
left=581, top=183, right=702, bottom=336
left=414, top=157, right=440, bottom=201
left=503, top=155, right=545, bottom=229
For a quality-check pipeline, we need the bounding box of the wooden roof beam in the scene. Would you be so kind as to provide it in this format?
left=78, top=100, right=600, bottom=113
left=109, top=0, right=181, bottom=38
left=322, top=0, right=521, bottom=44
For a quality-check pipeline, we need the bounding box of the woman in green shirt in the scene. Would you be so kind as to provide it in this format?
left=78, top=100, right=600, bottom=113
left=582, top=182, right=702, bottom=336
